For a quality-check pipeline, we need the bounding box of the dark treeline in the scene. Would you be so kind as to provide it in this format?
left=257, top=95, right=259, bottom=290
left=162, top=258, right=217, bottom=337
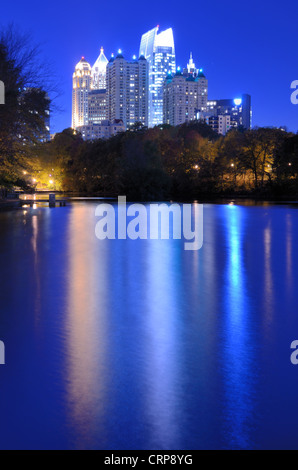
left=30, top=121, right=298, bottom=201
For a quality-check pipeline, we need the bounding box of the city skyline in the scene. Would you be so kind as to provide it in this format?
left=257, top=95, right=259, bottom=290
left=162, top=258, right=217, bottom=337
left=71, top=44, right=252, bottom=138
left=2, top=0, right=297, bottom=133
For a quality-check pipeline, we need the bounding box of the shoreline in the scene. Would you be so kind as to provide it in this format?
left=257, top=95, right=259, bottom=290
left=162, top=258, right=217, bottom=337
left=1, top=195, right=298, bottom=212
left=0, top=200, right=22, bottom=211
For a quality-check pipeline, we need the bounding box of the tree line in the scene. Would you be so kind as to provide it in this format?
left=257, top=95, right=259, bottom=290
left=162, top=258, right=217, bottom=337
left=24, top=122, right=297, bottom=201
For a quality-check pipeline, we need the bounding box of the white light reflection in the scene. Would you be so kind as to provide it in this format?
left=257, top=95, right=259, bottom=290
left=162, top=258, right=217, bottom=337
left=143, top=237, right=182, bottom=448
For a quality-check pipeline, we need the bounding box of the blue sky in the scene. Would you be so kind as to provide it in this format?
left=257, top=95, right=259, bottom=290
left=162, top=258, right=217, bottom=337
left=1, top=0, right=297, bottom=132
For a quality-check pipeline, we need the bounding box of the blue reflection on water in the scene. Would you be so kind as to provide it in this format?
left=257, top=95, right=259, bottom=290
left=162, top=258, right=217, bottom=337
left=220, top=205, right=257, bottom=449
left=0, top=202, right=298, bottom=449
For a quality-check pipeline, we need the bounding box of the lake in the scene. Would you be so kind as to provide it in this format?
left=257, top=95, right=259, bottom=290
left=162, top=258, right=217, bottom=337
left=0, top=200, right=298, bottom=449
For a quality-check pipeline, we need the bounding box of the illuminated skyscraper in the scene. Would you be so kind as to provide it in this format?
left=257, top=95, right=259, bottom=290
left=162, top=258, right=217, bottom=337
left=91, top=47, right=108, bottom=90
left=139, top=26, right=176, bottom=127
left=72, top=57, right=92, bottom=129
left=106, top=51, right=148, bottom=129
left=163, top=62, right=208, bottom=127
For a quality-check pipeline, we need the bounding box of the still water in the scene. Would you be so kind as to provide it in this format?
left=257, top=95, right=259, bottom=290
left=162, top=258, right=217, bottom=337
left=0, top=201, right=298, bottom=450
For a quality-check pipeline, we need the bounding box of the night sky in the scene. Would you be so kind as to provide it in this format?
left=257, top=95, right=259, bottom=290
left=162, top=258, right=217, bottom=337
left=1, top=0, right=297, bottom=133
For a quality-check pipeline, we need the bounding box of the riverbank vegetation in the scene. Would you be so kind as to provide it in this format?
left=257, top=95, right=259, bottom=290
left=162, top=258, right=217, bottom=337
left=21, top=122, right=298, bottom=201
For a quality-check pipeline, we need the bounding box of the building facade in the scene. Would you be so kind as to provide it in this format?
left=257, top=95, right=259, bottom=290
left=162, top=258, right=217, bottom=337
left=88, top=89, right=108, bottom=125
left=205, top=94, right=252, bottom=130
left=72, top=57, right=92, bottom=129
left=76, top=120, right=125, bottom=140
left=207, top=115, right=231, bottom=135
left=106, top=52, right=148, bottom=129
left=139, top=26, right=176, bottom=127
left=163, top=56, right=208, bottom=127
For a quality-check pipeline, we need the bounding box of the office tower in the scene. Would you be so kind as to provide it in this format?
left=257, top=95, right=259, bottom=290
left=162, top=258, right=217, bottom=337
left=139, top=26, right=176, bottom=127
left=163, top=60, right=208, bottom=127
left=88, top=89, right=108, bottom=124
left=72, top=57, right=92, bottom=129
left=205, top=94, right=252, bottom=131
left=91, top=47, right=108, bottom=90
left=106, top=51, right=148, bottom=129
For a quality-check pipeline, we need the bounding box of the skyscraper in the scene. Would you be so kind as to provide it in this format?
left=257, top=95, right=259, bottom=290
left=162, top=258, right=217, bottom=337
left=72, top=57, right=92, bottom=129
left=106, top=51, right=148, bottom=129
left=163, top=59, right=208, bottom=127
left=139, top=26, right=176, bottom=127
left=91, top=47, right=108, bottom=90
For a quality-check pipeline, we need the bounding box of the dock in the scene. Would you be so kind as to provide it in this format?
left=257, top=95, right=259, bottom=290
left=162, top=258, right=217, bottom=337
left=21, top=198, right=68, bottom=207
left=0, top=193, right=68, bottom=210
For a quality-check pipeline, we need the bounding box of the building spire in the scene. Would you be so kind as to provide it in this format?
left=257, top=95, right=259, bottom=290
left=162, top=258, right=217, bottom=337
left=91, top=47, right=108, bottom=89
left=187, top=52, right=197, bottom=75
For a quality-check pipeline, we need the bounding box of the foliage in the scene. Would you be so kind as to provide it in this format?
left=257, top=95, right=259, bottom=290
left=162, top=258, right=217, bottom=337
left=0, top=25, right=53, bottom=190
left=23, top=123, right=298, bottom=201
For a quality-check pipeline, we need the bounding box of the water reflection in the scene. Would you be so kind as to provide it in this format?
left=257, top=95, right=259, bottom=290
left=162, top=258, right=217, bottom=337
left=286, top=214, right=293, bottom=292
left=31, top=214, right=42, bottom=327
left=221, top=205, right=256, bottom=449
left=144, top=240, right=182, bottom=448
left=0, top=202, right=298, bottom=449
left=65, top=204, right=109, bottom=449
left=263, top=220, right=273, bottom=325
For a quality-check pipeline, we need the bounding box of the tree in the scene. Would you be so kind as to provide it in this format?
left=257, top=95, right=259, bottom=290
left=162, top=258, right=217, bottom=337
left=242, top=128, right=285, bottom=189
left=0, top=25, right=54, bottom=190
